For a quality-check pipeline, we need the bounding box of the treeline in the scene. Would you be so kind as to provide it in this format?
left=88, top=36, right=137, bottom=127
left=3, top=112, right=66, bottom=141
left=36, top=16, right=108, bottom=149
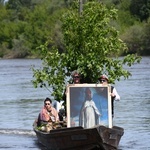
left=0, top=0, right=150, bottom=58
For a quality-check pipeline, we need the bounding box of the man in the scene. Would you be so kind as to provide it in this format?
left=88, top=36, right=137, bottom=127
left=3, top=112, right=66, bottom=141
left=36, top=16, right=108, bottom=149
left=62, top=70, right=83, bottom=116
left=39, top=97, right=59, bottom=124
left=71, top=70, right=81, bottom=84
left=98, top=74, right=120, bottom=118
left=69, top=70, right=85, bottom=117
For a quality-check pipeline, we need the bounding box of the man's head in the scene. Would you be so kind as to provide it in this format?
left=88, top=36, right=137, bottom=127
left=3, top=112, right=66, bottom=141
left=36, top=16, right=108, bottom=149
left=71, top=70, right=81, bottom=84
left=98, top=74, right=108, bottom=85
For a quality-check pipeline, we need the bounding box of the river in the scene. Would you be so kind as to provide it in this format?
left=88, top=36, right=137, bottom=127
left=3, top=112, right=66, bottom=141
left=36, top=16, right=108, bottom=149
left=0, top=57, right=150, bottom=150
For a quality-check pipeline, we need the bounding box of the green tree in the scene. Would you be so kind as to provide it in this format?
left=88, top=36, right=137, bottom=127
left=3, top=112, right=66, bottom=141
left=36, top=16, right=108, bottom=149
left=130, top=0, right=150, bottom=22
left=0, top=0, right=5, bottom=5
left=120, top=24, right=143, bottom=54
left=140, top=20, right=150, bottom=55
left=32, top=0, right=141, bottom=101
left=23, top=1, right=65, bottom=54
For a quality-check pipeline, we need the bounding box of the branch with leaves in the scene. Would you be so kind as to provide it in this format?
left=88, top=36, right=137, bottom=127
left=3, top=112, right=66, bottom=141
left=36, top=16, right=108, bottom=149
left=32, top=0, right=141, bottom=101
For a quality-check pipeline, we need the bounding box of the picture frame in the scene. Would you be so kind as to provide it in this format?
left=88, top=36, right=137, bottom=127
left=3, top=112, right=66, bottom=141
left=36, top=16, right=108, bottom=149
left=66, top=84, right=112, bottom=128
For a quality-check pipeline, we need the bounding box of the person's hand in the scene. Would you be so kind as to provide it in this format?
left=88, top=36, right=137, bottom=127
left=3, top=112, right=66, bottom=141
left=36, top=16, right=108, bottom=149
left=111, top=93, right=116, bottom=98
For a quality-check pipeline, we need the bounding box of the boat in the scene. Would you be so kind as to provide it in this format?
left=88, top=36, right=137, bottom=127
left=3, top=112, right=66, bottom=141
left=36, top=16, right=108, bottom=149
left=33, top=120, right=124, bottom=150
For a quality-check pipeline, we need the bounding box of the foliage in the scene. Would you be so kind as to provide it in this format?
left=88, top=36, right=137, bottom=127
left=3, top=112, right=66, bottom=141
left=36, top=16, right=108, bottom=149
left=103, top=0, right=140, bottom=32
left=0, top=0, right=67, bottom=58
left=0, top=0, right=150, bottom=57
left=140, top=19, right=150, bottom=55
left=0, top=0, right=5, bottom=5
left=32, top=0, right=141, bottom=101
left=117, top=0, right=139, bottom=27
left=120, top=24, right=143, bottom=54
left=130, top=0, right=150, bottom=22
left=121, top=18, right=150, bottom=55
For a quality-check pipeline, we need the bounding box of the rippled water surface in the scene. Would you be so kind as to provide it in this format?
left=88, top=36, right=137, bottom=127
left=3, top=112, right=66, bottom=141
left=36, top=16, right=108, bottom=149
left=0, top=57, right=150, bottom=150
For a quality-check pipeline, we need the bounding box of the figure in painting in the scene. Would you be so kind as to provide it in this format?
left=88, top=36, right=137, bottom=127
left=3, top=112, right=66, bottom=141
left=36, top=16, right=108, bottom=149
left=79, top=88, right=101, bottom=128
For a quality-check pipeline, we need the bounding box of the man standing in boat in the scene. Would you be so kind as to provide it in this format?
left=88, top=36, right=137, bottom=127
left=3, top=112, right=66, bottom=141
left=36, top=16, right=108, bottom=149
left=61, top=70, right=84, bottom=118
left=98, top=74, right=120, bottom=118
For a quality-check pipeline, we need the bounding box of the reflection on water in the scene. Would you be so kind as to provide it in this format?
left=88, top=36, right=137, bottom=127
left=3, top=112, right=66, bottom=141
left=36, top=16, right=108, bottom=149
left=0, top=57, right=150, bottom=150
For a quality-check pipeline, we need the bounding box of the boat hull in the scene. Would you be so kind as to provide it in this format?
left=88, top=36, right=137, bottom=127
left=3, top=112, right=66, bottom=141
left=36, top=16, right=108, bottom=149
left=33, top=121, right=124, bottom=150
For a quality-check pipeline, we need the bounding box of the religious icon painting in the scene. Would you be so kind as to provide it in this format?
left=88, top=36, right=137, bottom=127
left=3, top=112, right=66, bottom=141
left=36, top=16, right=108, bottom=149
left=66, top=84, right=112, bottom=128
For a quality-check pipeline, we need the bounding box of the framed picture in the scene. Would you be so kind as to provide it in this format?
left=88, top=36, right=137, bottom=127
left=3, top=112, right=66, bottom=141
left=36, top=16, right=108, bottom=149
left=66, top=84, right=112, bottom=128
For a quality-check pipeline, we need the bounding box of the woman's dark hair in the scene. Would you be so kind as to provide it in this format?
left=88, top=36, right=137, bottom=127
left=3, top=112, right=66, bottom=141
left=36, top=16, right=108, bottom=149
left=44, top=97, right=52, bottom=104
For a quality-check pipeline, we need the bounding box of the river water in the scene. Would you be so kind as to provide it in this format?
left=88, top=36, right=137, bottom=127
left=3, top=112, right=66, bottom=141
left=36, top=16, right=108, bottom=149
left=0, top=57, right=150, bottom=150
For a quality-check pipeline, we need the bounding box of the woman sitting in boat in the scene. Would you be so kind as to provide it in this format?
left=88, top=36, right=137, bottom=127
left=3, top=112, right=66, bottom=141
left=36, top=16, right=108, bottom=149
left=37, top=97, right=59, bottom=127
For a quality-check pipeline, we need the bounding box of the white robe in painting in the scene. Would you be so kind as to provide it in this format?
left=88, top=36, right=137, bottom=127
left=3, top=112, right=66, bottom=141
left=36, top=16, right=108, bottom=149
left=79, top=99, right=101, bottom=128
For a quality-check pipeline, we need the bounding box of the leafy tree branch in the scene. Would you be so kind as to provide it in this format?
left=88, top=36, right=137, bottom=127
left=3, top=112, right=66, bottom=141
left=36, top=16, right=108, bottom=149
left=32, top=0, right=141, bottom=101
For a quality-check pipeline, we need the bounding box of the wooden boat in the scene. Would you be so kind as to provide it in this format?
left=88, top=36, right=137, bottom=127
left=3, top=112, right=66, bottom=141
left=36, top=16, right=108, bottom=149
left=33, top=120, right=124, bottom=150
